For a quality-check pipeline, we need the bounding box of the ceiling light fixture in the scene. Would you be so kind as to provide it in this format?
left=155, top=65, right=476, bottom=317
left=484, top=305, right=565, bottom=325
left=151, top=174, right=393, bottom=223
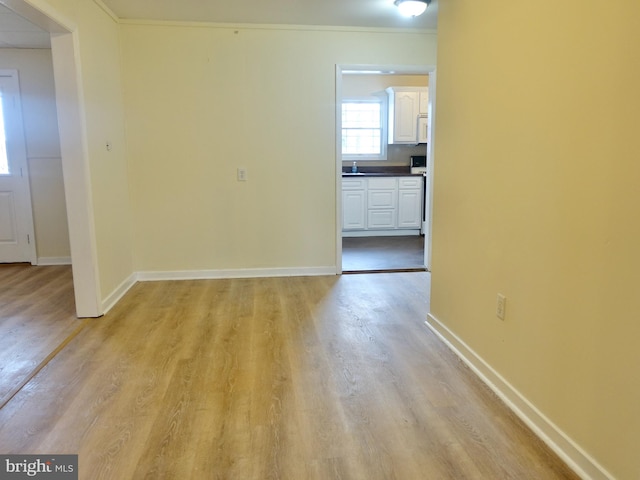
left=394, top=0, right=431, bottom=17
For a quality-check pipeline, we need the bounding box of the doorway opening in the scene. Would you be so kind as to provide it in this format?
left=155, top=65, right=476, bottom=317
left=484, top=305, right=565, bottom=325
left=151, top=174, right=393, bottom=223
left=3, top=0, right=102, bottom=317
left=336, top=65, right=436, bottom=274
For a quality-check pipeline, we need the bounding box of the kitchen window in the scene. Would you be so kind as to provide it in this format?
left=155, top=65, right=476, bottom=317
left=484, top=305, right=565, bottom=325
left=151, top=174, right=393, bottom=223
left=341, top=98, right=387, bottom=161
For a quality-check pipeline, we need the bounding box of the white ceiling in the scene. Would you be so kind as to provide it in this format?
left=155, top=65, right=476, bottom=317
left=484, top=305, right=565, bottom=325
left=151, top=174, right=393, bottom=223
left=0, top=0, right=437, bottom=50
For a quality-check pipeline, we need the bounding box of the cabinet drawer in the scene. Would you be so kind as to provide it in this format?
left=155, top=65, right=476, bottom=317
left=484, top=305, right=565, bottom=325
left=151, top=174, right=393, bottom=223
left=367, top=177, right=397, bottom=190
left=368, top=190, right=397, bottom=209
left=368, top=210, right=396, bottom=229
left=399, top=177, right=423, bottom=189
left=342, top=178, right=366, bottom=190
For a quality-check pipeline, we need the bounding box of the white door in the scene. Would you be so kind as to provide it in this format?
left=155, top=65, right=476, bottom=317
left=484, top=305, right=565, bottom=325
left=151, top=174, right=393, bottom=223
left=0, top=70, right=36, bottom=264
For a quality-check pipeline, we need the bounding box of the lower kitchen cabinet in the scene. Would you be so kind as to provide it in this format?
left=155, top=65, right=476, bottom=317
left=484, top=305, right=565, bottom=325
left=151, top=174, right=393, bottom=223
left=367, top=177, right=397, bottom=230
left=342, top=189, right=366, bottom=230
left=342, top=176, right=423, bottom=236
left=397, top=178, right=423, bottom=229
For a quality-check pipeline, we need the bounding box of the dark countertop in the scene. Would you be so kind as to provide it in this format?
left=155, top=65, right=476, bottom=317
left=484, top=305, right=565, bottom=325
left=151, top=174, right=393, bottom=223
left=342, top=172, right=422, bottom=177
left=341, top=166, right=424, bottom=177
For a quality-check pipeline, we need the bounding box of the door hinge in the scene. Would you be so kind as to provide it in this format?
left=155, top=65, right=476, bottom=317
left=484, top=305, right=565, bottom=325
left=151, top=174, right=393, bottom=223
left=20, top=167, right=24, bottom=178
left=27, top=234, right=30, bottom=244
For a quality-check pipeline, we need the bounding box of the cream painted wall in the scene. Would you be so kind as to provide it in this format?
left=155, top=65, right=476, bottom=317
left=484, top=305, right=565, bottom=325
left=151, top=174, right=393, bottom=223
left=342, top=73, right=428, bottom=166
left=121, top=24, right=436, bottom=272
left=27, top=0, right=134, bottom=302
left=0, top=48, right=70, bottom=260
left=342, top=73, right=428, bottom=97
left=432, top=1, right=640, bottom=478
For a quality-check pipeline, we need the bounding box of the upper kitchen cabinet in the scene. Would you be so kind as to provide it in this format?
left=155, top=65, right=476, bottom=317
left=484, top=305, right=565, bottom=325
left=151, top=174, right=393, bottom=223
left=386, top=87, right=428, bottom=145
left=418, top=89, right=429, bottom=115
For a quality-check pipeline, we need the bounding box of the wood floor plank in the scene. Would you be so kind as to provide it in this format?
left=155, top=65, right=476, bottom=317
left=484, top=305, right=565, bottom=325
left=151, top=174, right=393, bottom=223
left=0, top=272, right=579, bottom=479
left=0, top=265, right=80, bottom=407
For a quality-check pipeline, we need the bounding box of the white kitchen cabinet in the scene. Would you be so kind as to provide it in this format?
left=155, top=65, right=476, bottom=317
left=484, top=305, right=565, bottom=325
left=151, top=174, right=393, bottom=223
left=398, top=177, right=423, bottom=229
left=418, top=116, right=429, bottom=144
left=342, top=176, right=423, bottom=236
left=367, top=177, right=397, bottom=229
left=342, top=179, right=366, bottom=230
left=386, top=87, right=428, bottom=144
left=398, top=191, right=422, bottom=228
left=419, top=88, right=429, bottom=115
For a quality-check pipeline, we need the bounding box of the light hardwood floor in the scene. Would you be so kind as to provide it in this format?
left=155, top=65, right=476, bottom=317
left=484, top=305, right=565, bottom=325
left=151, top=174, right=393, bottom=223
left=0, top=267, right=579, bottom=479
left=0, top=264, right=83, bottom=409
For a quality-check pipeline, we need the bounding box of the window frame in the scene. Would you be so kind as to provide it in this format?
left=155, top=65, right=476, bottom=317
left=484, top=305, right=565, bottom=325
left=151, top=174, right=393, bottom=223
left=341, top=96, right=388, bottom=162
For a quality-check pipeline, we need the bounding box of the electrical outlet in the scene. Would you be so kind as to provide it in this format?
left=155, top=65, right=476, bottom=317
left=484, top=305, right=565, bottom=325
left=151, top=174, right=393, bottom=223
left=496, top=294, right=506, bottom=320
left=237, top=167, right=247, bottom=182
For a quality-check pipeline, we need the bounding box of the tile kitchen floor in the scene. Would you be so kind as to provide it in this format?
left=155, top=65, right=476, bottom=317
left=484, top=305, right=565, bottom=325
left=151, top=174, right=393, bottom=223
left=342, top=235, right=426, bottom=272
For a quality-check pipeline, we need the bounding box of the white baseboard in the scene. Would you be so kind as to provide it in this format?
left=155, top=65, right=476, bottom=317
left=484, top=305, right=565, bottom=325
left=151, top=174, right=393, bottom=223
left=136, top=266, right=337, bottom=282
left=101, top=273, right=137, bottom=315
left=100, top=267, right=335, bottom=316
left=425, top=313, right=613, bottom=480
left=37, top=256, right=72, bottom=265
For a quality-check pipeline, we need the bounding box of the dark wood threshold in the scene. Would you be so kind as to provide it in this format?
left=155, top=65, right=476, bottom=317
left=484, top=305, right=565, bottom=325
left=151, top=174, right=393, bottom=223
left=342, top=267, right=428, bottom=274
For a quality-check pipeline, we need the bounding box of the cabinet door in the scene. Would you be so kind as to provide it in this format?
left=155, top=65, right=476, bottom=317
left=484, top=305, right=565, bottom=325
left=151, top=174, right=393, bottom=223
left=418, top=116, right=429, bottom=144
left=342, top=190, right=366, bottom=230
left=398, top=189, right=422, bottom=228
left=418, top=88, right=429, bottom=115
left=391, top=91, right=419, bottom=143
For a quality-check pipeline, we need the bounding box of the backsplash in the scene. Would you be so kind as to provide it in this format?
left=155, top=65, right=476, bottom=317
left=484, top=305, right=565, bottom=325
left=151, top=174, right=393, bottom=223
left=342, top=144, right=427, bottom=168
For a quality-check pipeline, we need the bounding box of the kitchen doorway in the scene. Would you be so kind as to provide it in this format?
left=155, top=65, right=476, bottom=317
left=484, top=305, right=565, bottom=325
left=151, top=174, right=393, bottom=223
left=335, top=64, right=436, bottom=274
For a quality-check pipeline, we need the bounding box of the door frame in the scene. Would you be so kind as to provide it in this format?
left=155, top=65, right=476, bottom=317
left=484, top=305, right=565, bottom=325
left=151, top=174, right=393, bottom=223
left=5, top=0, right=103, bottom=317
left=0, top=69, right=37, bottom=264
left=335, top=64, right=437, bottom=273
